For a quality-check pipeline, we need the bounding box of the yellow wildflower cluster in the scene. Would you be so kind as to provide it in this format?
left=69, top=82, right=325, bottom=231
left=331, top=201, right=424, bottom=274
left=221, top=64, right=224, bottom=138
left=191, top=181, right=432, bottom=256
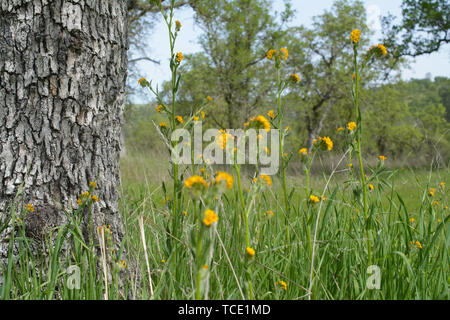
left=429, top=188, right=436, bottom=196
left=203, top=209, right=219, bottom=227
left=77, top=190, right=98, bottom=206
left=276, top=280, right=287, bottom=291
left=138, top=77, right=148, bottom=87
left=260, top=174, right=272, bottom=187
left=175, top=20, right=181, bottom=31
left=409, top=241, right=423, bottom=249
left=368, top=44, right=388, bottom=57
left=266, top=49, right=277, bottom=60
left=116, top=260, right=126, bottom=269
left=98, top=224, right=112, bottom=236
left=244, top=115, right=271, bottom=132
left=267, top=110, right=275, bottom=119
left=176, top=52, right=183, bottom=62
left=266, top=48, right=288, bottom=61
left=347, top=122, right=357, bottom=131
left=216, top=130, right=234, bottom=150
left=215, top=171, right=234, bottom=189
left=316, top=136, right=333, bottom=151
left=24, top=204, right=34, bottom=213
left=350, top=29, right=361, bottom=44
left=289, top=73, right=300, bottom=83
left=184, top=175, right=209, bottom=189
left=265, top=210, right=274, bottom=217
left=310, top=195, right=320, bottom=204
left=175, top=115, right=183, bottom=124
left=298, top=148, right=308, bottom=158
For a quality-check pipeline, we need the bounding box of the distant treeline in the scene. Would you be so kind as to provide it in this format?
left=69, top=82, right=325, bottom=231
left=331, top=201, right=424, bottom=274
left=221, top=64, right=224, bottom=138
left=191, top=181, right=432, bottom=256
left=124, top=76, right=449, bottom=168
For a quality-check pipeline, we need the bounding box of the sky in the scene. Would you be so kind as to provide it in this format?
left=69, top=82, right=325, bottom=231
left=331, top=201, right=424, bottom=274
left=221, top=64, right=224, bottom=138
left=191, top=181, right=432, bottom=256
left=130, top=0, right=450, bottom=103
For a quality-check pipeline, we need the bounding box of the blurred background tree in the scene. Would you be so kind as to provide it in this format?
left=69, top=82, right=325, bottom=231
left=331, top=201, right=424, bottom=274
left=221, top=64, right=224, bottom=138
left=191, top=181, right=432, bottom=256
left=381, top=0, right=449, bottom=59
left=123, top=0, right=450, bottom=166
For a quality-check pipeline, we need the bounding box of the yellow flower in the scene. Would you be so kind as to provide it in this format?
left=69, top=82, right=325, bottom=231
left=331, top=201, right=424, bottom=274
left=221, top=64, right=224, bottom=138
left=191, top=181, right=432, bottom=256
left=299, top=148, right=308, bottom=157
left=429, top=188, right=436, bottom=197
left=91, top=195, right=98, bottom=202
left=215, top=171, right=234, bottom=189
left=265, top=210, right=274, bottom=217
left=260, top=174, right=272, bottom=187
left=202, top=264, right=208, bottom=270
left=24, top=204, right=34, bottom=213
left=175, top=115, right=183, bottom=124
left=379, top=155, right=387, bottom=161
left=247, top=115, right=271, bottom=132
left=279, top=48, right=288, bottom=61
left=89, top=181, right=97, bottom=189
left=350, top=29, right=361, bottom=44
left=377, top=44, right=387, bottom=56
left=203, top=209, right=219, bottom=227
left=368, top=184, right=374, bottom=190
left=368, top=44, right=388, bottom=57
left=289, top=73, right=300, bottom=83
left=285, top=126, right=290, bottom=131
left=439, top=182, right=445, bottom=189
left=432, top=200, right=439, bottom=207
left=266, top=49, right=276, bottom=60
left=159, top=122, right=167, bottom=128
left=175, top=52, right=183, bottom=62
left=246, top=247, right=255, bottom=257
left=175, top=20, right=181, bottom=31
left=310, top=195, right=320, bottom=204
left=200, top=111, right=205, bottom=119
left=347, top=122, right=357, bottom=131
left=318, top=136, right=333, bottom=151
left=156, top=104, right=164, bottom=113
left=409, top=218, right=416, bottom=223
left=337, top=127, right=345, bottom=133
left=193, top=116, right=199, bottom=122
left=184, top=175, right=208, bottom=189
left=216, top=130, right=234, bottom=150
left=409, top=241, right=423, bottom=249
left=267, top=110, right=275, bottom=119
left=77, top=199, right=82, bottom=206
left=138, top=77, right=147, bottom=87
left=183, top=211, right=188, bottom=216
left=276, top=280, right=287, bottom=291
left=206, top=96, right=213, bottom=102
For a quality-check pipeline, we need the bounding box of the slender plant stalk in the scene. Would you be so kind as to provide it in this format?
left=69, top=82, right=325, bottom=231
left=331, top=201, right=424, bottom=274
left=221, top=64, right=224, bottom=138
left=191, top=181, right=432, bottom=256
left=353, top=47, right=372, bottom=266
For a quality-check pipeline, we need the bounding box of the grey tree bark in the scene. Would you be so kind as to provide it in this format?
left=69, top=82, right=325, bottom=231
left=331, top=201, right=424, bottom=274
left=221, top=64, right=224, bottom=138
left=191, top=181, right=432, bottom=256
left=0, top=0, right=128, bottom=260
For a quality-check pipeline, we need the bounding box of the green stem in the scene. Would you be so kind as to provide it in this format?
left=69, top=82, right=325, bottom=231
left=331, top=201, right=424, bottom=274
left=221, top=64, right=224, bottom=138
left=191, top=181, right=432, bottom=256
left=353, top=47, right=372, bottom=266
left=195, top=227, right=204, bottom=300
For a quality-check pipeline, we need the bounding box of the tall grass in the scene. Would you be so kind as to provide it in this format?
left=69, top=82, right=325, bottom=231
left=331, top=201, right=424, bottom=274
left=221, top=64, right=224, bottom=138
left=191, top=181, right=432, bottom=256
left=1, top=3, right=448, bottom=300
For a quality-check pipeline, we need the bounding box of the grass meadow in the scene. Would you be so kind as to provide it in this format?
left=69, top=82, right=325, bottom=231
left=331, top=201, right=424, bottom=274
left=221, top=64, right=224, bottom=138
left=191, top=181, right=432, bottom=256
left=1, top=1, right=448, bottom=301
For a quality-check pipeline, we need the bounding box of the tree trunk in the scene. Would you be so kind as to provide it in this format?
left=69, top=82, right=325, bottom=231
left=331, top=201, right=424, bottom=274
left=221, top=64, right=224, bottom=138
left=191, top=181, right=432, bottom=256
left=0, top=0, right=128, bottom=259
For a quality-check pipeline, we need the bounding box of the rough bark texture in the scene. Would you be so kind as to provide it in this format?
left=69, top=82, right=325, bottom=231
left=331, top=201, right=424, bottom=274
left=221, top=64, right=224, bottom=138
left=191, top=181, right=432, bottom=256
left=0, top=0, right=128, bottom=260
